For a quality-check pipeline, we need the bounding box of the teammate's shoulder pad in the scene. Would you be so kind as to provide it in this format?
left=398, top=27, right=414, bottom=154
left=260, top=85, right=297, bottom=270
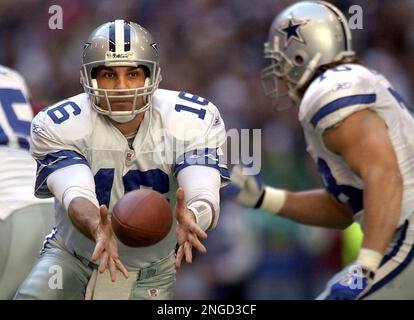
left=299, top=64, right=377, bottom=125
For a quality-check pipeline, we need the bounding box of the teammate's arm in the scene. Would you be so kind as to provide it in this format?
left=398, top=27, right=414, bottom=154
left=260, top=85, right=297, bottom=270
left=278, top=189, right=354, bottom=229
left=323, top=109, right=402, bottom=258
left=223, top=166, right=354, bottom=229
left=320, top=108, right=403, bottom=299
left=231, top=109, right=401, bottom=255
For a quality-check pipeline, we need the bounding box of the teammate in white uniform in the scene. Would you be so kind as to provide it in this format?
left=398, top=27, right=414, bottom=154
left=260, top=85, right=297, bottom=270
left=224, top=1, right=414, bottom=299
left=0, top=65, right=53, bottom=299
left=14, top=20, right=228, bottom=300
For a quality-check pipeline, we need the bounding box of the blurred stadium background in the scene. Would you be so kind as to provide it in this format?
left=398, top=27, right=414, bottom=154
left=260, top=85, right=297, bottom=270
left=1, top=0, right=412, bottom=299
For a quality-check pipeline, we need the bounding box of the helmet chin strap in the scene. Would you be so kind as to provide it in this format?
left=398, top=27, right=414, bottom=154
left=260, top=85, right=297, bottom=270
left=287, top=83, right=301, bottom=104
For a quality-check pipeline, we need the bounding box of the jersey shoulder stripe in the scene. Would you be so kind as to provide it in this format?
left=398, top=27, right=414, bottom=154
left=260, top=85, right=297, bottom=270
left=310, top=93, right=377, bottom=127
left=35, top=150, right=89, bottom=198
left=174, top=147, right=229, bottom=179
left=299, top=64, right=378, bottom=131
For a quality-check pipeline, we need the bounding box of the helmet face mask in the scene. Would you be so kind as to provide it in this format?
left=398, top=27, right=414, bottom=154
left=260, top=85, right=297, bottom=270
left=261, top=1, right=355, bottom=111
left=80, top=20, right=161, bottom=123
left=261, top=49, right=298, bottom=111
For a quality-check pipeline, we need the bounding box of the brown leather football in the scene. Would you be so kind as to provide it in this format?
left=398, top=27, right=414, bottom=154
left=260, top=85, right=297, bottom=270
left=111, top=189, right=173, bottom=247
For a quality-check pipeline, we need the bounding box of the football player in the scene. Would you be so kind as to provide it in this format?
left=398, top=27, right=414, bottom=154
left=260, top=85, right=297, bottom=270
left=225, top=1, right=414, bottom=299
left=14, top=20, right=228, bottom=300
left=0, top=65, right=53, bottom=299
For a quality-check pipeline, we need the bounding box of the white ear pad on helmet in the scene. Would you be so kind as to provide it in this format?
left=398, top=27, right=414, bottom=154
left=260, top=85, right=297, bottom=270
left=143, top=77, right=150, bottom=104
left=91, top=78, right=100, bottom=105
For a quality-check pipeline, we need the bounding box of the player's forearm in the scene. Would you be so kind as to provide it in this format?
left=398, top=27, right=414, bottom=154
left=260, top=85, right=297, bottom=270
left=361, top=166, right=402, bottom=255
left=177, top=165, right=221, bottom=231
left=277, top=188, right=354, bottom=229
left=67, top=197, right=101, bottom=241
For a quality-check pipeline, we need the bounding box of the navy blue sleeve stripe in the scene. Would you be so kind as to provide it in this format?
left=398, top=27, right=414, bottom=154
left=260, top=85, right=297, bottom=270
left=361, top=220, right=414, bottom=299
left=174, top=148, right=230, bottom=179
left=35, top=150, right=87, bottom=167
left=311, top=94, right=377, bottom=128
left=379, top=220, right=409, bottom=267
left=35, top=150, right=89, bottom=197
left=175, top=162, right=230, bottom=179
left=175, top=148, right=220, bottom=165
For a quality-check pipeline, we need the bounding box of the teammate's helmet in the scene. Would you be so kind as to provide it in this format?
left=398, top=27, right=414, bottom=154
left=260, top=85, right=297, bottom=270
left=80, top=20, right=161, bottom=121
left=261, top=1, right=355, bottom=110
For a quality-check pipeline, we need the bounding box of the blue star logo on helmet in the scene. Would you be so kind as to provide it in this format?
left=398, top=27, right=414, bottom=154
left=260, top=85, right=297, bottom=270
left=278, top=16, right=306, bottom=49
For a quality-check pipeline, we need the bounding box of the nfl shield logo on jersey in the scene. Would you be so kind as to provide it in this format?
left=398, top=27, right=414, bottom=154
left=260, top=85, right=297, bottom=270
left=147, top=288, right=159, bottom=298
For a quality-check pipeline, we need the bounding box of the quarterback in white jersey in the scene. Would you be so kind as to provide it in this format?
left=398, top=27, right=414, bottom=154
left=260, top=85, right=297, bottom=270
left=15, top=20, right=228, bottom=300
left=0, top=65, right=53, bottom=299
left=225, top=1, right=414, bottom=299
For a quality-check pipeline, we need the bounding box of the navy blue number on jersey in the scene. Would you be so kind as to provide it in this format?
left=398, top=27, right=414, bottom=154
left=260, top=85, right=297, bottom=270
left=319, top=65, right=352, bottom=82
left=317, top=158, right=363, bottom=213
left=47, top=101, right=81, bottom=124
left=94, top=168, right=169, bottom=207
left=0, top=88, right=32, bottom=149
left=175, top=91, right=208, bottom=119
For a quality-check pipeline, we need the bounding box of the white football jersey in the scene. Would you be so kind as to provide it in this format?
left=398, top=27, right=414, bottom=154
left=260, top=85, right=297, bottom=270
left=299, top=64, right=414, bottom=227
left=0, top=65, right=52, bottom=220
left=30, top=88, right=228, bottom=268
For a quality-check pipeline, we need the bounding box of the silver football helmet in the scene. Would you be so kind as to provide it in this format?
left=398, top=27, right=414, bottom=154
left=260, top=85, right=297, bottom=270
left=80, top=20, right=161, bottom=123
left=261, top=1, right=355, bottom=110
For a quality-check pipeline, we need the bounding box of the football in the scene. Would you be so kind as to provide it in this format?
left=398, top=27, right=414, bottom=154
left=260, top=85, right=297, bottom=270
left=111, top=189, right=173, bottom=247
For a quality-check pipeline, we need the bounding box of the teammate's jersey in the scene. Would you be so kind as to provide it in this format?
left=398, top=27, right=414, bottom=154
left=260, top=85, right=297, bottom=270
left=30, top=88, right=228, bottom=268
left=299, top=64, right=414, bottom=227
left=0, top=65, right=52, bottom=220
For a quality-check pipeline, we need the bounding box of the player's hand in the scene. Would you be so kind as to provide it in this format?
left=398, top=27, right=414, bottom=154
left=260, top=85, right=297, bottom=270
left=174, top=188, right=208, bottom=268
left=91, top=205, right=129, bottom=282
left=220, top=164, right=264, bottom=208
left=326, top=264, right=375, bottom=300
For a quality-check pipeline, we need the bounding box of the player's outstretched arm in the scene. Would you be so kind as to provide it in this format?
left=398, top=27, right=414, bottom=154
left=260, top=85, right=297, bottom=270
left=223, top=165, right=354, bottom=229
left=47, top=164, right=128, bottom=281
left=324, top=109, right=402, bottom=255
left=279, top=189, right=354, bottom=229
left=68, top=198, right=129, bottom=281
left=323, top=109, right=402, bottom=299
left=175, top=165, right=222, bottom=267
left=67, top=197, right=101, bottom=240
left=175, top=188, right=208, bottom=268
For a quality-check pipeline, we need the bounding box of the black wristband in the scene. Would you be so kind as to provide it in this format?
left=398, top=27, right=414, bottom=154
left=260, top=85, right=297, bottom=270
left=362, top=267, right=375, bottom=281
left=254, top=189, right=266, bottom=209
